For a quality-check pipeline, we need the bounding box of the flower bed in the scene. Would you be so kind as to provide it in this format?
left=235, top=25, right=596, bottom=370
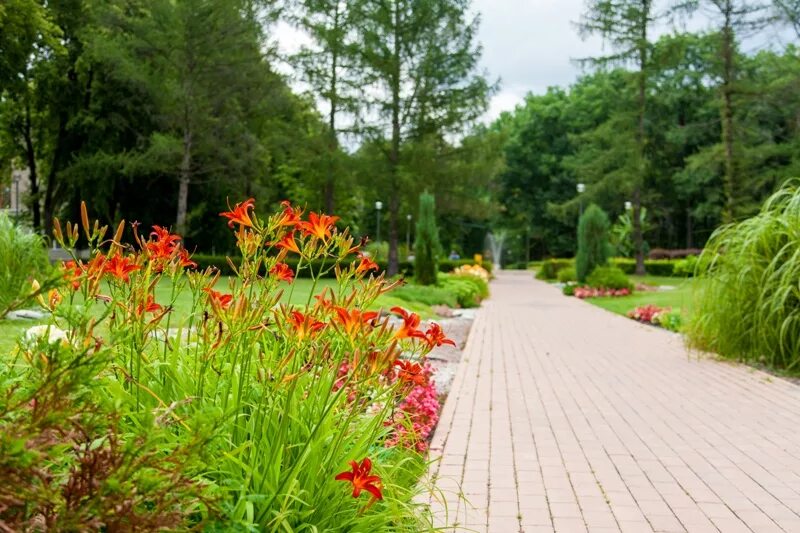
left=567, top=285, right=631, bottom=299
left=627, top=304, right=682, bottom=331
left=0, top=200, right=452, bottom=530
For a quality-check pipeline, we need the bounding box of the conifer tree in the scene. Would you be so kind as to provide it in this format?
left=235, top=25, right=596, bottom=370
left=414, top=191, right=441, bottom=286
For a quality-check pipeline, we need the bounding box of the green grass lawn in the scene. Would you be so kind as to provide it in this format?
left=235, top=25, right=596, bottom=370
left=586, top=275, right=699, bottom=318
left=0, top=277, right=434, bottom=354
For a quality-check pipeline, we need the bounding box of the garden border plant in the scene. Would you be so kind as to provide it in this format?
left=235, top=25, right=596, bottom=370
left=1, top=199, right=457, bottom=530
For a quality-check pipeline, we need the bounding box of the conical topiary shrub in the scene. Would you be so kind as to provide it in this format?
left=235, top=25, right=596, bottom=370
left=414, top=192, right=441, bottom=286
left=576, top=203, right=612, bottom=283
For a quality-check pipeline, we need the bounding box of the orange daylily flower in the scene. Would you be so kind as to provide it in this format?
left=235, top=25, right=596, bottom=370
left=62, top=260, right=83, bottom=290
left=146, top=225, right=181, bottom=260
left=355, top=255, right=379, bottom=275
left=203, top=287, right=233, bottom=310
left=275, top=232, right=301, bottom=254
left=424, top=323, right=456, bottom=349
left=394, top=359, right=428, bottom=386
left=335, top=457, right=383, bottom=504
left=287, top=310, right=325, bottom=339
left=177, top=248, right=197, bottom=269
left=390, top=306, right=427, bottom=341
left=220, top=198, right=256, bottom=229
left=298, top=212, right=339, bottom=240
left=105, top=254, right=140, bottom=282
left=48, top=289, right=62, bottom=310
left=277, top=200, right=301, bottom=227
left=270, top=262, right=295, bottom=282
left=333, top=306, right=379, bottom=338
left=136, top=294, right=163, bottom=316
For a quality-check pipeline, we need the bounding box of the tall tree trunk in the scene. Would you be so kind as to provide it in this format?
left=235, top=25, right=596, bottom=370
left=43, top=114, right=67, bottom=238
left=633, top=8, right=649, bottom=277
left=720, top=2, right=736, bottom=222
left=387, top=1, right=402, bottom=276
left=686, top=206, right=694, bottom=249
left=176, top=128, right=192, bottom=235
left=23, top=97, right=41, bottom=231
left=324, top=4, right=340, bottom=215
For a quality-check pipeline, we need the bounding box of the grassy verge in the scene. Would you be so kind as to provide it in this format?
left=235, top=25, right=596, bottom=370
left=585, top=276, right=698, bottom=319
left=0, top=277, right=439, bottom=354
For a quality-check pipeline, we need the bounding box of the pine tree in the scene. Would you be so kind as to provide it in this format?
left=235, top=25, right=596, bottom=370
left=576, top=204, right=612, bottom=282
left=414, top=191, right=441, bottom=286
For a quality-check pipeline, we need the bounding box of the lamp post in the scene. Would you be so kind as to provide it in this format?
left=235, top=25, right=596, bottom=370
left=375, top=201, right=383, bottom=244
left=406, top=214, right=412, bottom=256
left=625, top=201, right=632, bottom=212
left=576, top=183, right=585, bottom=218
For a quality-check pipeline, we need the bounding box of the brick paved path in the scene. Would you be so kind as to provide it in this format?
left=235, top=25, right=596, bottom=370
left=427, top=271, right=800, bottom=533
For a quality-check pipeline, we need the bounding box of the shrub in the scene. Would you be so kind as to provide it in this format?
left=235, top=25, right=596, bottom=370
left=610, top=258, right=677, bottom=277
left=586, top=266, right=633, bottom=291
left=562, top=283, right=576, bottom=296
left=535, top=258, right=573, bottom=280
left=627, top=305, right=682, bottom=331
left=439, top=273, right=489, bottom=308
left=0, top=213, right=50, bottom=317
left=452, top=263, right=490, bottom=282
left=673, top=255, right=698, bottom=277
left=6, top=200, right=448, bottom=530
left=557, top=266, right=577, bottom=283
left=391, top=284, right=459, bottom=308
left=576, top=204, right=612, bottom=282
left=414, top=192, right=441, bottom=286
left=687, top=181, right=800, bottom=371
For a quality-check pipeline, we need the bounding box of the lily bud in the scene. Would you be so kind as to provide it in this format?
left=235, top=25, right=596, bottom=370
left=81, top=201, right=91, bottom=240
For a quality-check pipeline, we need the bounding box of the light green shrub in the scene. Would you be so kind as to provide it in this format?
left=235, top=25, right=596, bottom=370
left=557, top=266, right=577, bottom=283
left=0, top=213, right=50, bottom=317
left=586, top=266, right=633, bottom=290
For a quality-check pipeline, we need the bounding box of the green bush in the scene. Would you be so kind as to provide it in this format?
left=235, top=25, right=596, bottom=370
left=687, top=182, right=800, bottom=371
left=672, top=255, right=698, bottom=277
left=0, top=213, right=50, bottom=317
left=576, top=204, right=612, bottom=282
left=438, top=259, right=493, bottom=274
left=390, top=284, right=459, bottom=308
left=562, top=283, right=576, bottom=296
left=557, top=266, right=577, bottom=283
left=586, top=266, right=633, bottom=290
left=414, top=192, right=441, bottom=285
left=610, top=258, right=677, bottom=277
left=535, top=258, right=574, bottom=280
left=438, top=274, right=489, bottom=308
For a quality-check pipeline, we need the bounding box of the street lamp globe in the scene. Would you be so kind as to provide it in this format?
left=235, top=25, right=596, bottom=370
left=375, top=200, right=383, bottom=211
left=625, top=201, right=632, bottom=211
left=576, top=183, right=585, bottom=194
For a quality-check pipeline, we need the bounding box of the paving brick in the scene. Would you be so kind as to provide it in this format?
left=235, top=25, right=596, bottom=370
left=428, top=272, right=800, bottom=532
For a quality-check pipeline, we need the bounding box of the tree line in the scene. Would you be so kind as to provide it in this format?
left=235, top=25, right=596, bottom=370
left=0, top=0, right=500, bottom=275
left=493, top=0, right=800, bottom=269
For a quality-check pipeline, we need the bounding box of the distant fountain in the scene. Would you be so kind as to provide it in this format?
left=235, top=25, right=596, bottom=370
left=486, top=231, right=506, bottom=271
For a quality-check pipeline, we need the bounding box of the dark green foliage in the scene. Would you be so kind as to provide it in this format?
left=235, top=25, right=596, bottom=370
left=688, top=182, right=800, bottom=371
left=586, top=266, right=633, bottom=291
left=557, top=267, right=577, bottom=283
left=576, top=204, right=611, bottom=282
left=562, top=283, right=577, bottom=296
left=535, top=259, right=574, bottom=280
left=414, top=192, right=441, bottom=286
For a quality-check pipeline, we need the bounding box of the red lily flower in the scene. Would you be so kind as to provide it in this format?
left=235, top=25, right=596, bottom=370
left=105, top=255, right=140, bottom=282
left=177, top=248, right=197, bottom=269
left=203, top=287, right=233, bottom=310
left=355, top=255, right=379, bottom=275
left=298, top=212, right=339, bottom=240
left=146, top=225, right=181, bottom=260
left=270, top=262, right=295, bottom=282
left=62, top=260, right=83, bottom=290
left=424, top=323, right=456, bottom=349
left=275, top=232, right=301, bottom=254
left=333, top=306, right=378, bottom=338
left=277, top=200, right=301, bottom=227
left=335, top=457, right=383, bottom=504
left=394, top=359, right=428, bottom=386
left=136, top=294, right=163, bottom=316
left=287, top=310, right=325, bottom=339
left=220, top=198, right=256, bottom=229
left=390, top=306, right=427, bottom=340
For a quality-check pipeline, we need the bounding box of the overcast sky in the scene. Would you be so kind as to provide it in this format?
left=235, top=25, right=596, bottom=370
left=274, top=1, right=793, bottom=125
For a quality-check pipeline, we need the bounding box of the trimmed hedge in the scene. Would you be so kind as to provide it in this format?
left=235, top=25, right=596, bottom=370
left=586, top=266, right=633, bottom=290
left=535, top=258, right=574, bottom=280
left=192, top=254, right=491, bottom=278
left=610, top=258, right=677, bottom=277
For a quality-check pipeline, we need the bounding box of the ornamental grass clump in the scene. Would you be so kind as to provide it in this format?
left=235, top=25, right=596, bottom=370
left=688, top=181, right=800, bottom=371
left=2, top=199, right=453, bottom=530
